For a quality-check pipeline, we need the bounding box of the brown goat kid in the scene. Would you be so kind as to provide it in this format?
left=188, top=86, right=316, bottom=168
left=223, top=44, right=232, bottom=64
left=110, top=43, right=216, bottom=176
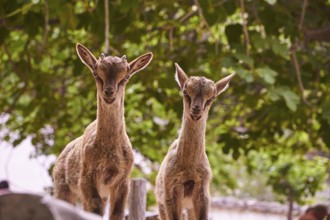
left=155, top=63, right=234, bottom=220
left=53, top=44, right=153, bottom=220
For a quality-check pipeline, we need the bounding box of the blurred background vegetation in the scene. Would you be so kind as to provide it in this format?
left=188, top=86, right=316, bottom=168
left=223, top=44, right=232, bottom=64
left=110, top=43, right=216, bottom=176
left=1, top=0, right=329, bottom=214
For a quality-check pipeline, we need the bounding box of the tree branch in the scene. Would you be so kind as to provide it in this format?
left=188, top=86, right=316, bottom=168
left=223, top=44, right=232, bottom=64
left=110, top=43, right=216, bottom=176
left=193, top=0, right=219, bottom=54
left=299, top=0, right=308, bottom=31
left=251, top=0, right=260, bottom=23
left=4, top=86, right=27, bottom=114
left=169, top=28, right=174, bottom=51
left=240, top=0, right=250, bottom=57
left=305, top=25, right=330, bottom=43
left=212, top=0, right=228, bottom=7
left=3, top=43, right=29, bottom=114
left=193, top=0, right=210, bottom=30
left=41, top=0, right=49, bottom=50
left=104, top=0, right=109, bottom=54
left=85, top=0, right=100, bottom=12
left=290, top=46, right=311, bottom=107
left=179, top=10, right=197, bottom=23
left=290, top=0, right=310, bottom=107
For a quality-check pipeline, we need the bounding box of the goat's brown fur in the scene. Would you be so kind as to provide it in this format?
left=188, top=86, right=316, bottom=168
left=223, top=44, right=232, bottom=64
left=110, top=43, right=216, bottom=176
left=155, top=63, right=234, bottom=220
left=53, top=44, right=153, bottom=219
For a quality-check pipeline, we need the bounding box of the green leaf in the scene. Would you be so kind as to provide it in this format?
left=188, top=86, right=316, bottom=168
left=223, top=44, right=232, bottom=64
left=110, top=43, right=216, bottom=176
left=276, top=87, right=300, bottom=111
left=4, top=2, right=34, bottom=18
left=266, top=88, right=280, bottom=101
left=269, top=38, right=289, bottom=60
left=199, top=0, right=227, bottom=26
left=0, top=27, right=9, bottom=45
left=251, top=34, right=268, bottom=50
left=233, top=67, right=254, bottom=83
left=321, top=102, right=330, bottom=124
left=232, top=148, right=240, bottom=160
left=220, top=57, right=235, bottom=68
left=256, top=67, right=278, bottom=84
left=264, top=0, right=277, bottom=5
left=235, top=53, right=254, bottom=67
left=57, top=3, right=77, bottom=29
left=120, top=0, right=140, bottom=13
left=225, top=24, right=243, bottom=45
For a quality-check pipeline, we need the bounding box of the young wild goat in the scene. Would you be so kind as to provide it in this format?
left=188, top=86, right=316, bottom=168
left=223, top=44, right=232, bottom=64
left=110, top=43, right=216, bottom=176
left=155, top=63, right=234, bottom=220
left=53, top=43, right=153, bottom=220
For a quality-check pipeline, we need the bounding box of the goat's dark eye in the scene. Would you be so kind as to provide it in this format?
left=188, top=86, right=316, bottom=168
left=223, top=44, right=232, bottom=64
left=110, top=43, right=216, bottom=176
left=205, top=97, right=214, bottom=108
left=183, top=90, right=191, bottom=103
left=95, top=76, right=104, bottom=87
left=119, top=75, right=130, bottom=86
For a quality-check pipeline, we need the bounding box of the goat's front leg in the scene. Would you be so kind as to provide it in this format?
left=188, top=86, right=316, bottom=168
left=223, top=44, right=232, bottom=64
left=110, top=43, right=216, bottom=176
left=158, top=202, right=168, bottom=220
left=192, top=184, right=209, bottom=220
left=186, top=208, right=196, bottom=220
left=53, top=164, right=76, bottom=204
left=80, top=169, right=104, bottom=215
left=109, top=178, right=129, bottom=220
left=165, top=186, right=183, bottom=220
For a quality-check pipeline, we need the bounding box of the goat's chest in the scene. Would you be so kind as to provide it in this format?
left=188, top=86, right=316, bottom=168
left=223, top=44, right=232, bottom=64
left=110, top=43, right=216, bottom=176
left=174, top=154, right=210, bottom=172
left=184, top=165, right=210, bottom=180
left=93, top=146, right=134, bottom=199
left=167, top=162, right=211, bottom=183
left=85, top=142, right=133, bottom=163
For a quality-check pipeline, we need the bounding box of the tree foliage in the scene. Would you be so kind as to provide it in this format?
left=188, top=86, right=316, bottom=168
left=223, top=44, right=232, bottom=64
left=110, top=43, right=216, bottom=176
left=1, top=0, right=329, bottom=204
left=247, top=149, right=328, bottom=204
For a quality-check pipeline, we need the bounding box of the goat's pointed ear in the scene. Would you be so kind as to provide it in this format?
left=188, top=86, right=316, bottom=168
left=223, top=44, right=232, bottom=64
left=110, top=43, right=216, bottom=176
left=175, top=63, right=188, bottom=90
left=215, top=73, right=235, bottom=96
left=76, top=43, right=97, bottom=72
left=128, top=52, right=153, bottom=76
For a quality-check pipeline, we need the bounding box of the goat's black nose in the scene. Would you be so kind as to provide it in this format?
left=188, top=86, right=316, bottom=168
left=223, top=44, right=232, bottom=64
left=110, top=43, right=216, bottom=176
left=192, top=105, right=201, bottom=113
left=104, top=88, right=115, bottom=96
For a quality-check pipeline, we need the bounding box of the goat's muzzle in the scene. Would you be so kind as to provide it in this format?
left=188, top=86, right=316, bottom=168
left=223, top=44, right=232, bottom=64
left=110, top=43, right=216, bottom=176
left=103, top=96, right=116, bottom=104
left=103, top=87, right=117, bottom=104
left=190, top=113, right=202, bottom=121
left=190, top=105, right=202, bottom=120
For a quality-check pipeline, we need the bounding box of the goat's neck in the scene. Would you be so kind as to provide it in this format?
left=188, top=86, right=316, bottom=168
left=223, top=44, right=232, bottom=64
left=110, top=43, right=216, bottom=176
left=95, top=94, right=126, bottom=142
left=177, top=111, right=207, bottom=160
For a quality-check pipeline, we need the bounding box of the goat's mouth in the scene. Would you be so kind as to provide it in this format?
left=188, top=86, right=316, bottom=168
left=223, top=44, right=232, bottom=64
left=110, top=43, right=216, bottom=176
left=103, top=97, right=116, bottom=104
left=190, top=114, right=202, bottom=121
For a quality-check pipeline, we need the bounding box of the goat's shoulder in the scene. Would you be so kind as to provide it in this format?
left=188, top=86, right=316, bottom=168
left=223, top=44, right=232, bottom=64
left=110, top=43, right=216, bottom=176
left=166, top=139, right=179, bottom=156
left=82, top=120, right=97, bottom=140
left=57, top=135, right=83, bottom=161
left=159, top=140, right=179, bottom=167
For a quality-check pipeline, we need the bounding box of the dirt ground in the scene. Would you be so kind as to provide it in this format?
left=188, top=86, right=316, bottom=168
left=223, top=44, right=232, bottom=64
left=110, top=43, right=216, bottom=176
left=209, top=209, right=299, bottom=220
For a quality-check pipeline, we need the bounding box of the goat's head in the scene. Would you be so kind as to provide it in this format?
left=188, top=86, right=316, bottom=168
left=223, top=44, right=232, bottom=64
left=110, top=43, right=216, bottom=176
left=175, top=63, right=234, bottom=121
left=76, top=43, right=153, bottom=104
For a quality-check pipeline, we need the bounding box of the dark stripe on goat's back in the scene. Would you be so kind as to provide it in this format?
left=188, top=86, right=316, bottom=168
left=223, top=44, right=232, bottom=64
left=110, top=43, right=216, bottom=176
left=184, top=180, right=195, bottom=197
